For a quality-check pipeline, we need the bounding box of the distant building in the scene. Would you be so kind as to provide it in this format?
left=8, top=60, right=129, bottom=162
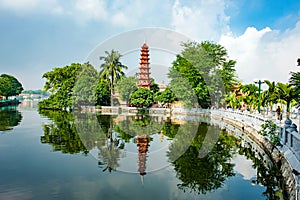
left=159, top=81, right=167, bottom=92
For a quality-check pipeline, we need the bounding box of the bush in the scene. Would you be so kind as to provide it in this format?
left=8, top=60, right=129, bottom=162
left=258, top=120, right=281, bottom=145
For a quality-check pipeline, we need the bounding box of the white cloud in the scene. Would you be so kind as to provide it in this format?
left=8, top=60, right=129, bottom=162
left=231, top=154, right=256, bottom=180
left=0, top=0, right=61, bottom=14
left=219, top=22, right=300, bottom=84
left=74, top=0, right=107, bottom=21
left=0, top=0, right=40, bottom=11
left=171, top=0, right=230, bottom=41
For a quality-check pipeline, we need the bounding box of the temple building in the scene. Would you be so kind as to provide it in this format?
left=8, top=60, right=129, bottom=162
left=138, top=43, right=151, bottom=89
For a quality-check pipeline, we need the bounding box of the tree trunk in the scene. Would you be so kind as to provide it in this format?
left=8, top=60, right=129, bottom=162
left=109, top=117, right=113, bottom=142
left=286, top=100, right=290, bottom=118
left=111, top=74, right=114, bottom=107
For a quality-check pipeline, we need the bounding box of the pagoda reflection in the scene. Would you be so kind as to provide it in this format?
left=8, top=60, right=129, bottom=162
left=136, top=134, right=150, bottom=182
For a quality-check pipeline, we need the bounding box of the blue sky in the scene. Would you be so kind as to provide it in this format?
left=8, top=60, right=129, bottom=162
left=1, top=0, right=300, bottom=89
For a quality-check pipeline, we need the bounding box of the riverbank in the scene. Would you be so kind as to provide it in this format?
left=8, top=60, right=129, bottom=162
left=0, top=99, right=20, bottom=107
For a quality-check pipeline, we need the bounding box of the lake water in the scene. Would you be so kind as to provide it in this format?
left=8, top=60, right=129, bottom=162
left=0, top=102, right=286, bottom=200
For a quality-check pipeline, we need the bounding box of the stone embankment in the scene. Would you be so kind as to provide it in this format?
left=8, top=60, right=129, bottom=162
left=211, top=109, right=300, bottom=200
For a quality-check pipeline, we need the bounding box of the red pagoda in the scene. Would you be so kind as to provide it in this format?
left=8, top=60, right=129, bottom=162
left=138, top=43, right=151, bottom=89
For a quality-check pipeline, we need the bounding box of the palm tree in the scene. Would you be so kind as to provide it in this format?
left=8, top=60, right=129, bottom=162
left=100, top=50, right=128, bottom=106
left=289, top=71, right=300, bottom=107
left=263, top=80, right=276, bottom=115
left=225, top=92, right=238, bottom=109
left=275, top=82, right=296, bottom=118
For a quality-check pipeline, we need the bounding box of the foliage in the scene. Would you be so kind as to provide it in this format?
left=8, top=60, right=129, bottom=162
left=39, top=110, right=88, bottom=154
left=168, top=63, right=199, bottom=108
left=168, top=41, right=237, bottom=108
left=150, top=78, right=159, bottom=93
left=238, top=142, right=286, bottom=199
left=129, top=88, right=154, bottom=108
left=154, top=87, right=176, bottom=106
left=289, top=71, right=300, bottom=108
left=258, top=120, right=280, bottom=145
left=95, top=79, right=111, bottom=106
left=0, top=74, right=23, bottom=99
left=116, top=76, right=138, bottom=106
left=275, top=82, right=296, bottom=113
left=262, top=80, right=277, bottom=114
left=168, top=125, right=236, bottom=194
left=38, top=63, right=81, bottom=110
left=100, top=50, right=127, bottom=106
left=72, top=63, right=99, bottom=108
left=0, top=108, right=22, bottom=131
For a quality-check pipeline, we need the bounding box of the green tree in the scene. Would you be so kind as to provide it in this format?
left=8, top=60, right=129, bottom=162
left=72, top=63, right=99, bottom=108
left=100, top=50, right=128, bottom=106
left=275, top=82, right=296, bottom=116
left=289, top=71, right=300, bottom=107
left=116, top=76, right=138, bottom=106
left=39, top=63, right=81, bottom=110
left=240, top=84, right=259, bottom=111
left=150, top=78, right=159, bottom=93
left=262, top=80, right=277, bottom=114
left=168, top=41, right=237, bottom=108
left=168, top=55, right=201, bottom=108
left=130, top=88, right=154, bottom=108
left=95, top=79, right=111, bottom=106
left=0, top=74, right=23, bottom=99
left=154, top=87, right=176, bottom=107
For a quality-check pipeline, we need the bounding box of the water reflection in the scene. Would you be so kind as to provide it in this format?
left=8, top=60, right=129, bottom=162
left=38, top=110, right=286, bottom=198
left=0, top=107, right=22, bottom=131
left=39, top=110, right=88, bottom=154
left=238, top=141, right=286, bottom=199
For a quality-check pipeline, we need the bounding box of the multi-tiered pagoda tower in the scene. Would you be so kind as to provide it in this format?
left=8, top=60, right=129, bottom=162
left=138, top=43, right=151, bottom=89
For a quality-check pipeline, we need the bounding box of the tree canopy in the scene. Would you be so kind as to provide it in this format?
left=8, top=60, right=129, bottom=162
left=0, top=74, right=23, bottom=99
left=38, top=63, right=81, bottom=110
left=168, top=41, right=238, bottom=108
left=100, top=50, right=127, bottom=106
left=116, top=76, right=138, bottom=106
left=129, top=88, right=154, bottom=108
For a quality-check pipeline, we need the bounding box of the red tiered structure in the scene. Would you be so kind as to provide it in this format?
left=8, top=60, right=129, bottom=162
left=136, top=134, right=149, bottom=178
left=138, top=43, right=151, bottom=89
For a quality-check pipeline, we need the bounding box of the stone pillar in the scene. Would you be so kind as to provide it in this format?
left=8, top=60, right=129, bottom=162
left=283, top=118, right=292, bottom=145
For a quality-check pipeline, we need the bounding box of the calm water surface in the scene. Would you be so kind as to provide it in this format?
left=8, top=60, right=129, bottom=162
left=0, top=102, right=286, bottom=200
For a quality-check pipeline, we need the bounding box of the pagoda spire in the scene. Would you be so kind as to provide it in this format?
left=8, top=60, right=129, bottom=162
left=138, top=43, right=151, bottom=89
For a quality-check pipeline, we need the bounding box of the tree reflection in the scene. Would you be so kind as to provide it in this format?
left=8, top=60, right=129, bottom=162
left=39, top=110, right=88, bottom=154
left=113, top=114, right=164, bottom=137
left=169, top=125, right=237, bottom=194
left=38, top=111, right=287, bottom=198
left=96, top=114, right=124, bottom=172
left=0, top=107, right=22, bottom=131
left=238, top=143, right=287, bottom=200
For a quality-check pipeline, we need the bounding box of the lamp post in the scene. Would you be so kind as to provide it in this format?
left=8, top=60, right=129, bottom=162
left=254, top=80, right=265, bottom=113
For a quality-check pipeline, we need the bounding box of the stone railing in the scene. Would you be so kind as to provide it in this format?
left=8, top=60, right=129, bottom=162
left=210, top=109, right=300, bottom=162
